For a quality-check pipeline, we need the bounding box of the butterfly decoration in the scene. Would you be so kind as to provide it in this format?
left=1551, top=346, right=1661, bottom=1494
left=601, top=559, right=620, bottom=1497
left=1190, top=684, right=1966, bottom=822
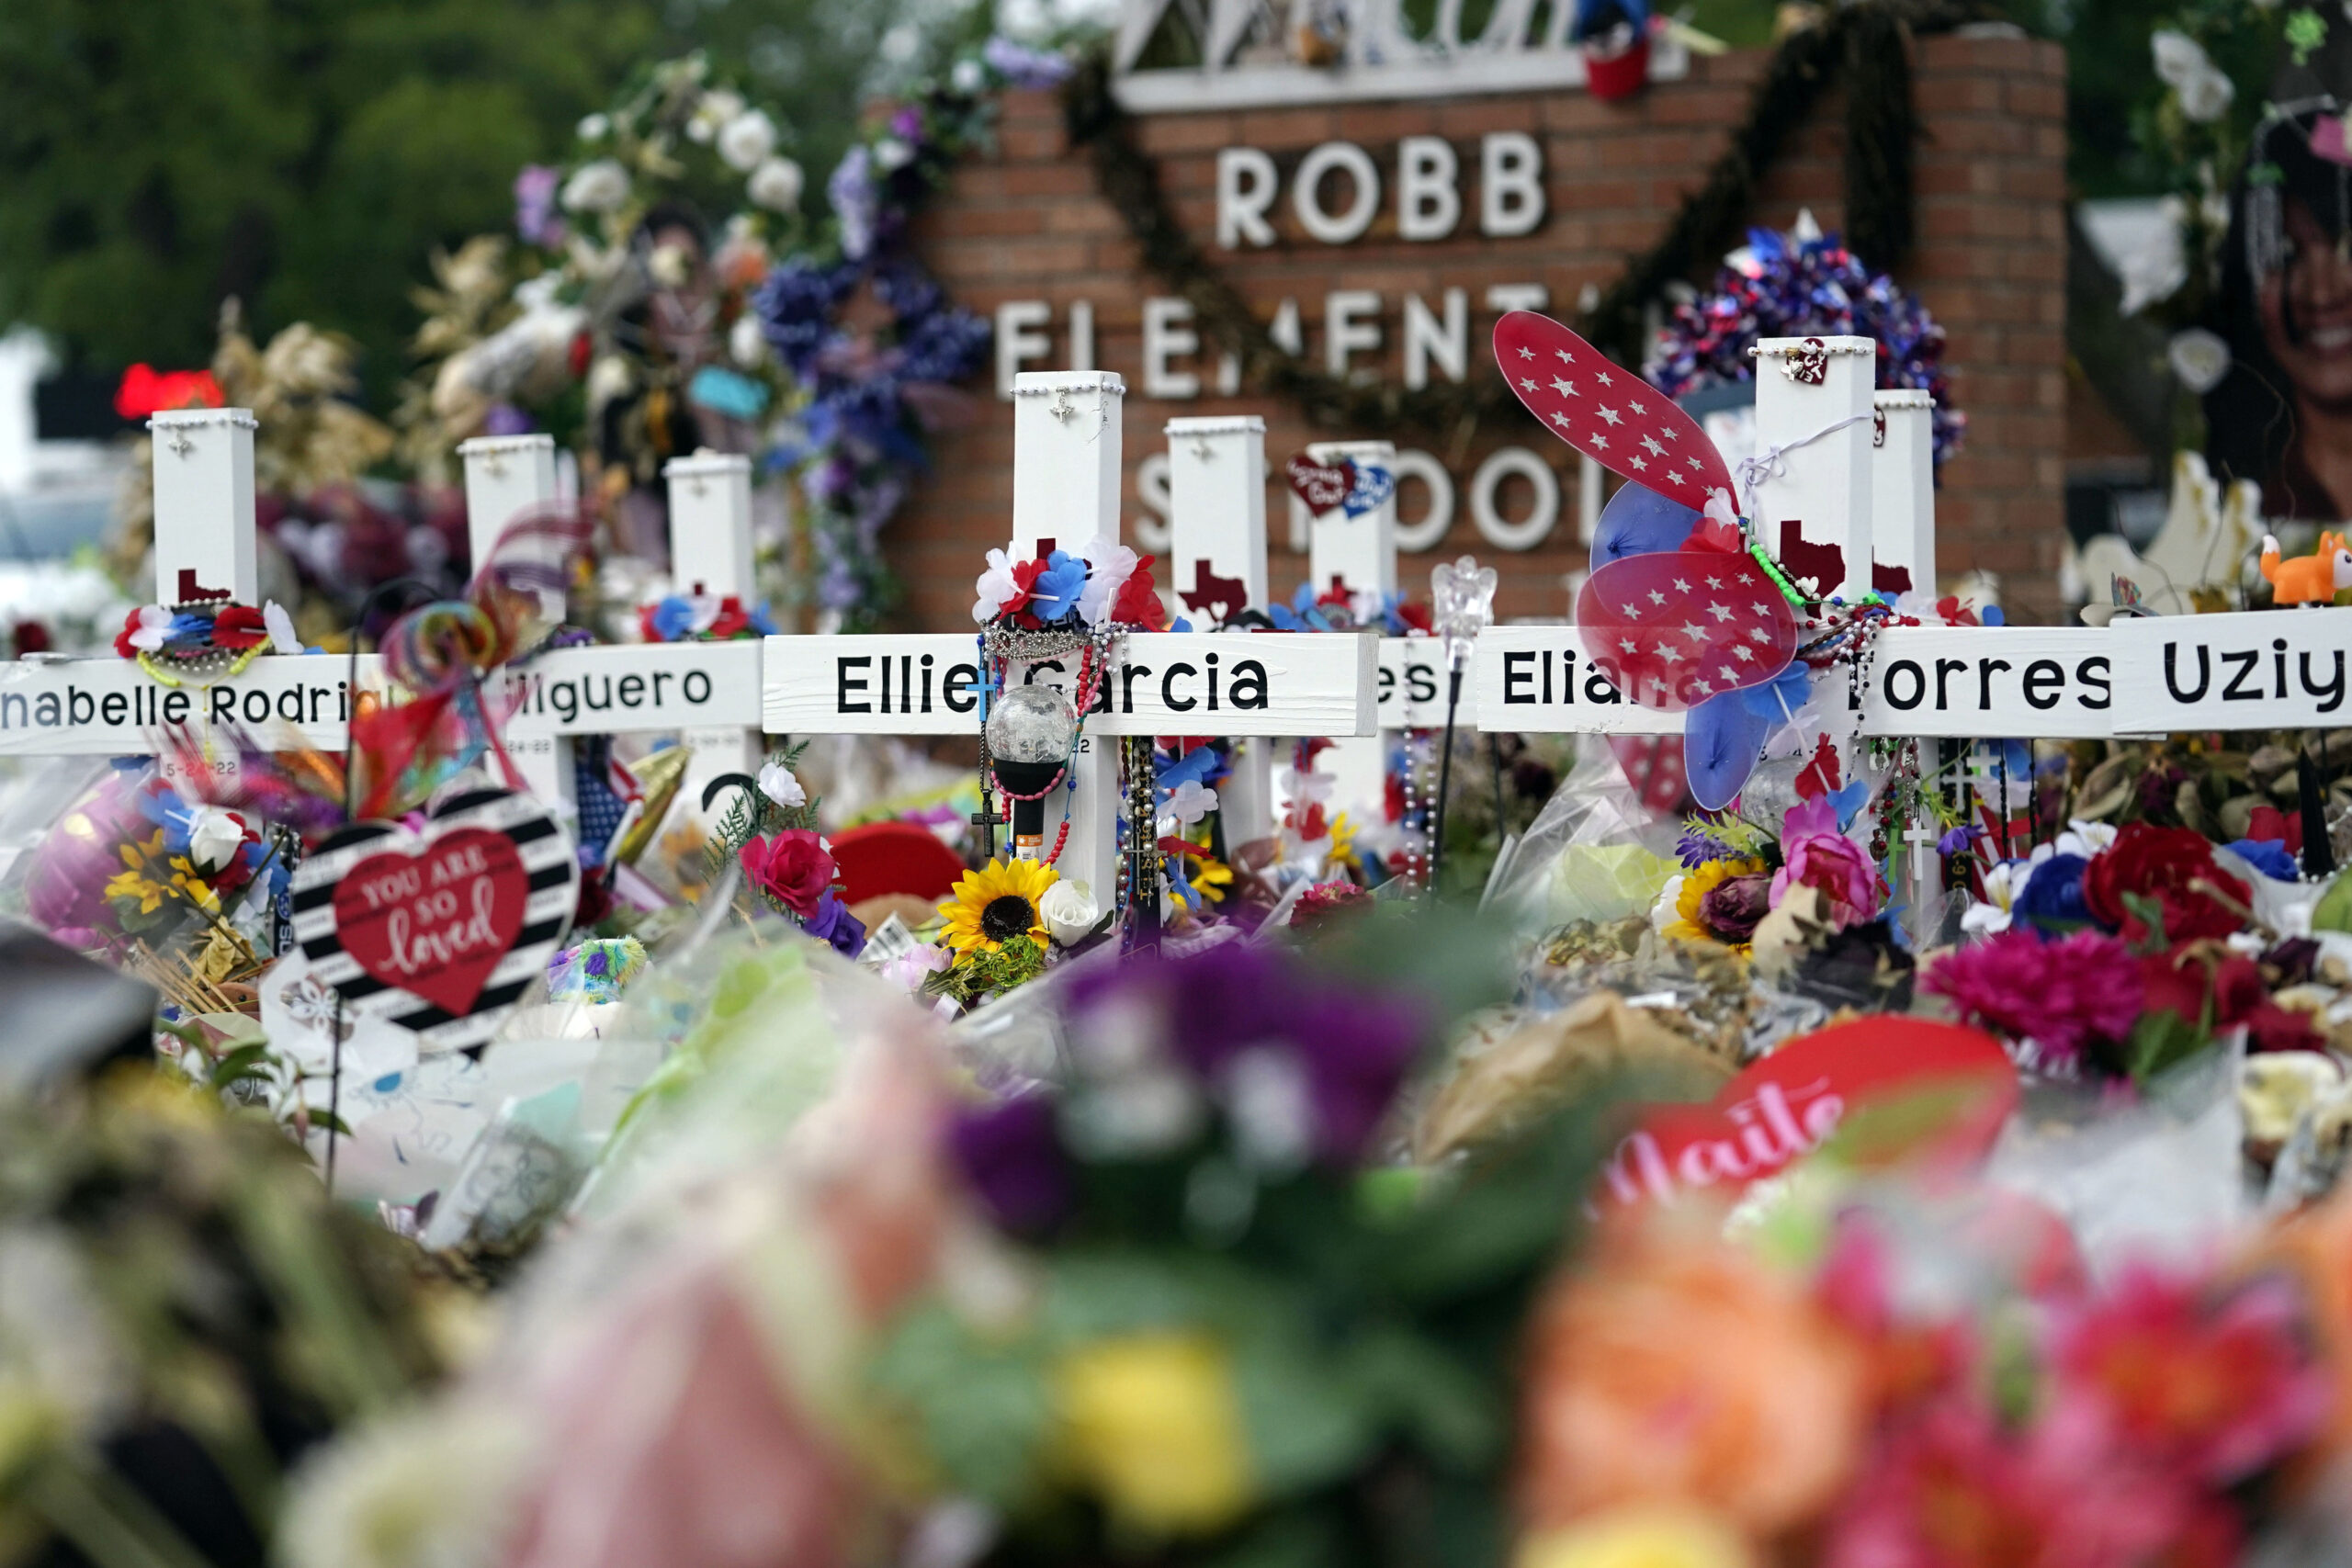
left=1494, top=310, right=1805, bottom=810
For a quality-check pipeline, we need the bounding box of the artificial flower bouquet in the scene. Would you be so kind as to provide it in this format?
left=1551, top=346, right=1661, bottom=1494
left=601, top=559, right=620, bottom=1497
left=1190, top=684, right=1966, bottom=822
left=707, top=746, right=868, bottom=960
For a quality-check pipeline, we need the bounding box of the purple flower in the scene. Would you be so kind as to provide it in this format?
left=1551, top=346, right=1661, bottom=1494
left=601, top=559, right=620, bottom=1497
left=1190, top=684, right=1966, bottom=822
left=828, top=146, right=877, bottom=262
left=1698, top=873, right=1772, bottom=944
left=950, top=1094, right=1072, bottom=1234
left=802, top=889, right=866, bottom=958
left=514, top=164, right=564, bottom=247
left=888, top=106, right=924, bottom=141
left=1067, top=944, right=1429, bottom=1164
left=983, top=36, right=1072, bottom=88
left=482, top=402, right=536, bottom=436
left=1936, top=823, right=1982, bottom=856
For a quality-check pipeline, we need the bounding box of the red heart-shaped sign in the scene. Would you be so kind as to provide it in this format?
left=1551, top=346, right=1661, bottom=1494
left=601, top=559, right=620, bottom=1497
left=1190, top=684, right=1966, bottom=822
left=1600, top=1017, right=2018, bottom=1211
left=1285, top=452, right=1351, bottom=513
left=332, top=828, right=528, bottom=1015
left=290, top=786, right=579, bottom=1052
left=1576, top=548, right=1798, bottom=712
left=1493, top=310, right=1736, bottom=508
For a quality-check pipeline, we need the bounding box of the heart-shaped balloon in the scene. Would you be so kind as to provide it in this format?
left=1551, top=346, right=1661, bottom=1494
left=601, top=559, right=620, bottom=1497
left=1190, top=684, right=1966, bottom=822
left=1593, top=480, right=1700, bottom=565
left=290, top=786, right=579, bottom=1052
left=1599, top=1017, right=2018, bottom=1211
left=1340, top=460, right=1395, bottom=517
left=1494, top=310, right=1736, bottom=507
left=1285, top=453, right=1351, bottom=513
left=1576, top=548, right=1799, bottom=713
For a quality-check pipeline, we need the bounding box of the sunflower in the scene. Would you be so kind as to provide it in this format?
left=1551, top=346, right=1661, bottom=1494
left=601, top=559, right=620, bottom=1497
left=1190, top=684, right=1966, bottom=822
left=1662, top=856, right=1767, bottom=948
left=941, top=858, right=1058, bottom=957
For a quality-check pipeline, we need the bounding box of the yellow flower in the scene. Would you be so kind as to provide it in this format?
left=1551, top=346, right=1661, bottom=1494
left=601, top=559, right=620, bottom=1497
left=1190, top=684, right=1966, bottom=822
left=940, top=858, right=1058, bottom=957
left=1662, top=857, right=1766, bottom=948
left=1518, top=1508, right=1754, bottom=1568
left=1054, top=1332, right=1252, bottom=1535
left=1188, top=855, right=1234, bottom=905
left=106, top=832, right=172, bottom=914
left=1328, top=810, right=1359, bottom=871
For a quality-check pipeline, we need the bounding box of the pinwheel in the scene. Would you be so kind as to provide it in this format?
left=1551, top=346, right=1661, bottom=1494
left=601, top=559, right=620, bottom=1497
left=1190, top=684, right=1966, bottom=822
left=1493, top=310, right=1808, bottom=810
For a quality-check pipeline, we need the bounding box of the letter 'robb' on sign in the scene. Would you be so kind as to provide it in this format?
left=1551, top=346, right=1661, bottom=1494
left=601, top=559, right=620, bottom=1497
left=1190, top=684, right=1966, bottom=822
left=763, top=633, right=1377, bottom=738
left=1856, top=627, right=2116, bottom=739
left=2109, top=606, right=2352, bottom=731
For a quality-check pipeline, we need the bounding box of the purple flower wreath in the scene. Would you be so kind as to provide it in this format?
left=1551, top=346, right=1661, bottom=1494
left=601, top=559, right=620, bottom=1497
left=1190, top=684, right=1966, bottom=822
left=1647, top=224, right=1966, bottom=471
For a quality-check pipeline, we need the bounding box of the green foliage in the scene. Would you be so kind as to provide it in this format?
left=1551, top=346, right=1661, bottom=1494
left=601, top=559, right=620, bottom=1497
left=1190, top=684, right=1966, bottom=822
left=0, top=0, right=945, bottom=401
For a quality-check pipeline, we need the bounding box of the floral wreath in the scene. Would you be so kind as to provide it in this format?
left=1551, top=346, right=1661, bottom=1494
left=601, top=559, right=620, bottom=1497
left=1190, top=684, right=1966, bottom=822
left=1647, top=218, right=1965, bottom=470
left=638, top=590, right=778, bottom=643
left=114, top=574, right=303, bottom=685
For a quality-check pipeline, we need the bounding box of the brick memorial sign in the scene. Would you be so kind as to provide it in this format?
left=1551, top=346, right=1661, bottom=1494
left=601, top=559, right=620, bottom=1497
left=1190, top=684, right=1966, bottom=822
left=899, top=33, right=2070, bottom=629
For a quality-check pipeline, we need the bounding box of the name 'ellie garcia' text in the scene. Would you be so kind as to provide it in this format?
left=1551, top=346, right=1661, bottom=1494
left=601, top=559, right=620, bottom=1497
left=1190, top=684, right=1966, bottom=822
left=832, top=651, right=1273, bottom=716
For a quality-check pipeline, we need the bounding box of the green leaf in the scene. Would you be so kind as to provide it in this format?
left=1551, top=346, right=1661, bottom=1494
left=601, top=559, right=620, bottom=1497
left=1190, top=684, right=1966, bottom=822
left=866, top=1299, right=1056, bottom=1506
left=2126, top=1008, right=2209, bottom=1084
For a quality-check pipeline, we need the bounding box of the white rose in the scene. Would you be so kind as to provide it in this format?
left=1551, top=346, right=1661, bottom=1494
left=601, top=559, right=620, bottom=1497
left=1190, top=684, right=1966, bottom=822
left=729, top=312, right=769, bottom=367
left=1040, top=878, right=1101, bottom=946
left=576, top=112, right=610, bottom=141
left=687, top=88, right=744, bottom=144
left=952, top=59, right=985, bottom=93
left=2150, top=28, right=2209, bottom=89
left=187, top=808, right=246, bottom=874
left=718, top=109, right=777, bottom=173
left=873, top=136, right=914, bottom=172
left=560, top=158, right=630, bottom=214
left=2177, top=65, right=2235, bottom=124
left=746, top=155, right=804, bottom=213
left=2167, top=328, right=2233, bottom=394
left=757, top=761, right=807, bottom=809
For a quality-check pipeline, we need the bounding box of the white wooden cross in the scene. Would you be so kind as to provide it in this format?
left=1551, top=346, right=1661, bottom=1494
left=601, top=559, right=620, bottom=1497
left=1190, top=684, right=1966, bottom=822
left=0, top=408, right=368, bottom=763
left=1165, top=413, right=1273, bottom=847
left=661, top=450, right=765, bottom=813
left=762, top=372, right=1377, bottom=909
left=460, top=437, right=766, bottom=852
left=1294, top=437, right=1396, bottom=818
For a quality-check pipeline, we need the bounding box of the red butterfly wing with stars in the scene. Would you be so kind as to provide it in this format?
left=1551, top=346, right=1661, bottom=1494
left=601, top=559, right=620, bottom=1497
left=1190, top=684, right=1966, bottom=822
left=1575, top=532, right=1799, bottom=714
left=1492, top=310, right=1736, bottom=512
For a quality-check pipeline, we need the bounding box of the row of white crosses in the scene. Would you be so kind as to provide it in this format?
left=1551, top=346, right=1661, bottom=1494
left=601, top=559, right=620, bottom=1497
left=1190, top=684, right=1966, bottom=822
left=18, top=340, right=2343, bottom=925
left=762, top=371, right=1379, bottom=902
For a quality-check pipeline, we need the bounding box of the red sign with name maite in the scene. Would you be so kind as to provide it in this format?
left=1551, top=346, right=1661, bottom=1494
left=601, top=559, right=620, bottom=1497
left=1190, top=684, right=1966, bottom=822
left=1600, top=1017, right=2020, bottom=1211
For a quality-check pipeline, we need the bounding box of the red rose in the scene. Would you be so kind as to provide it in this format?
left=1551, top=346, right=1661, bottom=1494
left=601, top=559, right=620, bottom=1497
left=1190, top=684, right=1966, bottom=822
left=2247, top=1003, right=2324, bottom=1055
left=740, top=829, right=834, bottom=917
left=2139, top=942, right=2267, bottom=1031
left=114, top=608, right=147, bottom=660
left=2083, top=823, right=2250, bottom=944
left=707, top=598, right=750, bottom=638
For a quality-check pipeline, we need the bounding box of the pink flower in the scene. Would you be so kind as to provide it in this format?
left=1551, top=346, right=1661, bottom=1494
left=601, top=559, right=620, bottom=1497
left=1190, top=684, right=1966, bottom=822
left=740, top=829, right=835, bottom=918
left=2045, top=1265, right=2331, bottom=1484
left=1770, top=827, right=1889, bottom=929
left=1825, top=1396, right=2239, bottom=1568
left=1923, top=930, right=2143, bottom=1064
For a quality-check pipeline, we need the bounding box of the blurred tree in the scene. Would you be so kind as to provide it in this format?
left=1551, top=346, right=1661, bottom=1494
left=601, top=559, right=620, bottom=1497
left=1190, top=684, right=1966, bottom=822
left=0, top=0, right=931, bottom=407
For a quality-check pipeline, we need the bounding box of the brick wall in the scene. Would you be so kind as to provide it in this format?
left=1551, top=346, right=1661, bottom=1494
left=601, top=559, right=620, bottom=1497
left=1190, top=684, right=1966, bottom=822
left=896, top=32, right=2068, bottom=627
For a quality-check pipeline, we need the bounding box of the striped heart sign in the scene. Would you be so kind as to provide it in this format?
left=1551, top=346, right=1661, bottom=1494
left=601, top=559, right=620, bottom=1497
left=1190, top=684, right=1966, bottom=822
left=290, top=786, right=577, bottom=1052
